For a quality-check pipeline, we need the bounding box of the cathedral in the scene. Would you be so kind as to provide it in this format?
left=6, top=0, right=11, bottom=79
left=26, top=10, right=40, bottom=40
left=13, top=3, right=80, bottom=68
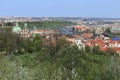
left=12, top=22, right=31, bottom=38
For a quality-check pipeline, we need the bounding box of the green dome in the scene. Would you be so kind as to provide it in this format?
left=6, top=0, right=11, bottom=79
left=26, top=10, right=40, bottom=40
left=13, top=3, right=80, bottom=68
left=12, top=22, right=22, bottom=33
left=12, top=26, right=22, bottom=33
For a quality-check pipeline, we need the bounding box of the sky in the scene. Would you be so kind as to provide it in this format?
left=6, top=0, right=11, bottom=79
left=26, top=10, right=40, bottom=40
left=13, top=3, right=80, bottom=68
left=0, top=0, right=120, bottom=18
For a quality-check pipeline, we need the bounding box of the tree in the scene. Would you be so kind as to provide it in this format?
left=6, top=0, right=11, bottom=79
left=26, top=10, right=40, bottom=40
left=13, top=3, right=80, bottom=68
left=92, top=46, right=104, bottom=55
left=106, top=48, right=117, bottom=55
left=85, top=45, right=91, bottom=53
left=33, top=34, right=43, bottom=52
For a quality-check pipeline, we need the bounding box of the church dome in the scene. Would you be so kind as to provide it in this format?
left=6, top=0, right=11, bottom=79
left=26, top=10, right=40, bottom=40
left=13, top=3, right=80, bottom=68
left=12, top=22, right=22, bottom=33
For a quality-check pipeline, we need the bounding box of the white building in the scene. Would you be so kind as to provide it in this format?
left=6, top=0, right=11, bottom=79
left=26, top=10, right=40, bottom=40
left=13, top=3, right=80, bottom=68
left=74, top=38, right=85, bottom=49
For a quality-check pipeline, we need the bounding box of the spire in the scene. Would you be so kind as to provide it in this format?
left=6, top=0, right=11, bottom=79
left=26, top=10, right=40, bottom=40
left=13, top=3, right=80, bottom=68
left=33, top=26, right=37, bottom=30
left=16, top=22, right=19, bottom=27
left=24, top=22, right=27, bottom=29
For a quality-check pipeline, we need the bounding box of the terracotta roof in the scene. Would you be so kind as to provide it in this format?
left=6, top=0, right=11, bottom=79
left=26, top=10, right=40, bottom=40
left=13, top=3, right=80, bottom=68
left=73, top=26, right=84, bottom=29
left=113, top=47, right=120, bottom=51
left=101, top=47, right=106, bottom=51
left=66, top=38, right=75, bottom=43
left=117, top=40, right=120, bottom=43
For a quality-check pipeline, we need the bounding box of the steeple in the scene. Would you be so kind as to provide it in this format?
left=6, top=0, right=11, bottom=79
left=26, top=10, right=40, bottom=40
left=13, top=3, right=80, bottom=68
left=33, top=26, right=37, bottom=31
left=24, top=22, right=28, bottom=29
left=16, top=22, right=19, bottom=27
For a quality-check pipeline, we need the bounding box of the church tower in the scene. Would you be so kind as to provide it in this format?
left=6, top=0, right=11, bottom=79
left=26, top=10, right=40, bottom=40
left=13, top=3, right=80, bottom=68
left=24, top=22, right=28, bottom=29
left=20, top=22, right=31, bottom=38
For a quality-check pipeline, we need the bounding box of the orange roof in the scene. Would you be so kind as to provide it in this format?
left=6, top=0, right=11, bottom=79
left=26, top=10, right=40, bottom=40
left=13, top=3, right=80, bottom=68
left=108, top=40, right=117, bottom=44
left=32, top=30, right=45, bottom=32
left=66, top=38, right=75, bottom=43
left=36, top=30, right=45, bottom=32
left=113, top=47, right=120, bottom=51
left=117, top=40, right=120, bottom=43
left=101, top=47, right=106, bottom=51
left=73, top=26, right=84, bottom=29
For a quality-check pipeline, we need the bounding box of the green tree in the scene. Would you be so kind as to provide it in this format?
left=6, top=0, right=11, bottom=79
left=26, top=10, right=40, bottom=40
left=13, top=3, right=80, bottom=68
left=85, top=45, right=91, bottom=53
left=33, top=34, right=43, bottom=52
left=92, top=46, right=104, bottom=55
left=106, top=48, right=117, bottom=55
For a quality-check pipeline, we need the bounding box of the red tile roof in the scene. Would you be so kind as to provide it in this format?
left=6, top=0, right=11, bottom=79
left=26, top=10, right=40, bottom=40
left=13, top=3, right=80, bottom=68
left=73, top=26, right=83, bottom=29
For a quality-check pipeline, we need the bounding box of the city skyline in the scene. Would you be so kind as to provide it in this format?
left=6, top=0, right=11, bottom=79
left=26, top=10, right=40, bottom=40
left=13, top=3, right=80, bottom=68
left=0, top=0, right=120, bottom=18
